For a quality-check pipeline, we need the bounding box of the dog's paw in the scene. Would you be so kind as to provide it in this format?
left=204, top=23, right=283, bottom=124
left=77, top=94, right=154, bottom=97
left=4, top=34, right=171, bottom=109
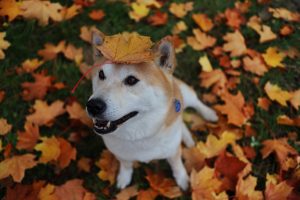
left=202, top=107, right=218, bottom=122
left=116, top=170, right=132, bottom=189
left=175, top=170, right=189, bottom=191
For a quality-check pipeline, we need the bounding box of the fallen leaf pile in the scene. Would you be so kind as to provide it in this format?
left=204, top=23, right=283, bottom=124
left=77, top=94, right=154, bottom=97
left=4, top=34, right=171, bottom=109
left=0, top=0, right=299, bottom=199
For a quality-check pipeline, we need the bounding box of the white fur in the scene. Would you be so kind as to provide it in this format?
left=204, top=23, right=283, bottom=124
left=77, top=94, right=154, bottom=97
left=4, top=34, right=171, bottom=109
left=89, top=63, right=218, bottom=190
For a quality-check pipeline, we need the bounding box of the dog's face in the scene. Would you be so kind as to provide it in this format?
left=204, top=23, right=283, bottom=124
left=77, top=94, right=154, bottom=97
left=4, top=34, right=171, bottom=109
left=86, top=32, right=176, bottom=138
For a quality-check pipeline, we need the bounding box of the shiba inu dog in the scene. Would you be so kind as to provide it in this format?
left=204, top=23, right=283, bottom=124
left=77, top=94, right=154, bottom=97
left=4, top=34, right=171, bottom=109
left=86, top=31, right=218, bottom=190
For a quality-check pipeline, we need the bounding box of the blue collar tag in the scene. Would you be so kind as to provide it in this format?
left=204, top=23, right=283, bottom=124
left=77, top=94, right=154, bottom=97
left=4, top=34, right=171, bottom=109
left=174, top=99, right=181, bottom=113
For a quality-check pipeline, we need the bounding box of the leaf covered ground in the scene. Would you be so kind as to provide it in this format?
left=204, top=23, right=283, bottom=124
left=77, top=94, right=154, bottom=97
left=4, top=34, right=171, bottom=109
left=0, top=0, right=300, bottom=199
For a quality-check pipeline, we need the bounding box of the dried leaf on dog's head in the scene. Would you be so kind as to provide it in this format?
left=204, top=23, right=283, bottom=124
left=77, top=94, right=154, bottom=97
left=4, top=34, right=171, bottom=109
left=96, top=32, right=154, bottom=64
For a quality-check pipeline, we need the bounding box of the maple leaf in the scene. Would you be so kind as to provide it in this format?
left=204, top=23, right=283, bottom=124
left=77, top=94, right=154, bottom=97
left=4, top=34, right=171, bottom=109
left=61, top=4, right=81, bottom=20
left=264, top=82, right=292, bottom=106
left=257, top=97, right=271, bottom=111
left=38, top=41, right=66, bottom=61
left=192, top=14, right=214, bottom=32
left=145, top=170, right=182, bottom=198
left=148, top=11, right=168, bottom=26
left=0, top=154, right=37, bottom=182
left=20, top=58, right=44, bottom=73
left=77, top=157, right=92, bottom=172
left=235, top=174, right=263, bottom=200
left=277, top=115, right=300, bottom=127
left=0, top=118, right=12, bottom=135
left=223, top=30, right=247, bottom=57
left=54, top=179, right=95, bottom=200
left=199, top=54, right=213, bottom=72
left=225, top=8, right=245, bottom=29
left=214, top=91, right=250, bottom=127
left=247, top=16, right=277, bottom=43
left=115, top=185, right=138, bottom=200
left=191, top=166, right=228, bottom=200
left=280, top=25, right=293, bottom=36
left=0, top=32, right=10, bottom=60
left=172, top=21, right=187, bottom=35
left=269, top=7, right=300, bottom=22
left=21, top=72, right=53, bottom=101
left=262, top=47, right=286, bottom=68
left=182, top=147, right=205, bottom=173
left=20, top=0, right=63, bottom=26
left=265, top=175, right=293, bottom=200
left=62, top=43, right=83, bottom=64
left=243, top=49, right=268, bottom=76
left=26, top=100, right=65, bottom=126
left=169, top=2, right=193, bottom=18
left=261, top=138, right=297, bottom=171
left=0, top=0, right=21, bottom=22
left=35, top=136, right=61, bottom=164
left=197, top=131, right=239, bottom=158
left=66, top=101, right=92, bottom=127
left=129, top=2, right=150, bottom=22
left=199, top=69, right=227, bottom=96
left=79, top=26, right=97, bottom=43
left=5, top=181, right=45, bottom=200
left=38, top=184, right=57, bottom=200
left=187, top=29, right=216, bottom=51
left=88, top=9, right=105, bottom=21
left=97, top=32, right=153, bottom=64
left=96, top=150, right=119, bottom=185
left=57, top=138, right=77, bottom=169
left=290, top=89, right=300, bottom=110
left=16, top=122, right=40, bottom=150
left=136, top=188, right=158, bottom=200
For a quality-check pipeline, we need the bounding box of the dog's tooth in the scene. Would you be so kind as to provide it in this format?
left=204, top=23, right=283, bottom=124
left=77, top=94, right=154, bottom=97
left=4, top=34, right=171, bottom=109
left=107, top=121, right=111, bottom=127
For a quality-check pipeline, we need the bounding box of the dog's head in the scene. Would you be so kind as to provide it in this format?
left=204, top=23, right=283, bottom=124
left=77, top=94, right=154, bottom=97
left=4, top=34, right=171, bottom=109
left=86, top=31, right=178, bottom=139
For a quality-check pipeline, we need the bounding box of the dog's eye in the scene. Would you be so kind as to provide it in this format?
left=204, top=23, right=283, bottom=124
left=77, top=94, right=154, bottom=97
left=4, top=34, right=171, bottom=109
left=124, top=75, right=139, bottom=86
left=98, top=70, right=106, bottom=80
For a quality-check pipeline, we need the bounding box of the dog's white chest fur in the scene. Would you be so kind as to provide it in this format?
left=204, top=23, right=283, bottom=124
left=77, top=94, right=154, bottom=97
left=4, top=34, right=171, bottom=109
left=102, top=117, right=183, bottom=163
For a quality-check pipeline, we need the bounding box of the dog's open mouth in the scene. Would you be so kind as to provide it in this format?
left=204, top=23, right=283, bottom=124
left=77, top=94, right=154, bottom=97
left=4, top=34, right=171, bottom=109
left=93, top=111, right=138, bottom=135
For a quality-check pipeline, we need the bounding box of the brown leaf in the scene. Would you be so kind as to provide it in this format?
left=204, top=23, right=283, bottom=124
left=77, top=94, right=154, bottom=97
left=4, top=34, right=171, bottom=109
left=148, top=11, right=168, bottom=26
left=0, top=154, right=37, bottom=182
left=21, top=72, right=53, bottom=101
left=225, top=8, right=245, bottom=29
left=26, top=100, right=66, bottom=127
left=5, top=181, right=45, bottom=200
left=187, top=29, right=216, bottom=51
left=182, top=147, right=205, bottom=173
left=223, top=30, right=247, bottom=57
left=16, top=122, right=40, bottom=150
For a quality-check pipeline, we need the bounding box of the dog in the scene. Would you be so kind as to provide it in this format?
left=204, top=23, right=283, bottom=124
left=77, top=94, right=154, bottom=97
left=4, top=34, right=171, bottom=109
left=86, top=31, right=218, bottom=190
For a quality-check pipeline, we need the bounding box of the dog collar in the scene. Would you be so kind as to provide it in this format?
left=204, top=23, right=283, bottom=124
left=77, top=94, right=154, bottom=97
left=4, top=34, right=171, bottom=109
left=174, top=98, right=181, bottom=113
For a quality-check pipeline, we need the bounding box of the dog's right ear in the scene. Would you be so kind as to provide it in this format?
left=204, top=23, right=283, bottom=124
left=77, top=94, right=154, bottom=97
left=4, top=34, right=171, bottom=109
left=92, top=30, right=105, bottom=61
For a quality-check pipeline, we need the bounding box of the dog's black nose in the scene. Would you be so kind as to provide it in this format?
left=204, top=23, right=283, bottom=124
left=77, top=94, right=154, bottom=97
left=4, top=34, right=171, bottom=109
left=86, top=98, right=107, bottom=117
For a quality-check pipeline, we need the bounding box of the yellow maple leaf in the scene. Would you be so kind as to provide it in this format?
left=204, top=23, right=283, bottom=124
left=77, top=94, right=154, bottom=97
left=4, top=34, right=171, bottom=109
left=0, top=118, right=12, bottom=135
left=199, top=54, right=213, bottom=72
left=20, top=0, right=63, bottom=26
left=0, top=32, right=10, bottom=60
left=21, top=58, right=44, bottom=73
left=97, top=32, right=154, bottom=64
left=236, top=174, right=263, bottom=200
left=223, top=30, right=247, bottom=57
left=197, top=131, right=239, bottom=158
left=129, top=2, right=149, bottom=22
left=38, top=184, right=58, bottom=200
left=0, top=0, right=21, bottom=22
left=35, top=136, right=61, bottom=164
left=0, top=154, right=37, bottom=182
left=262, top=47, right=286, bottom=68
left=264, top=82, right=292, bottom=106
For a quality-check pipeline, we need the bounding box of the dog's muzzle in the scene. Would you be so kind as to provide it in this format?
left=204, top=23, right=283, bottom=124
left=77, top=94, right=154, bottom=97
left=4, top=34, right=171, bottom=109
left=93, top=111, right=138, bottom=135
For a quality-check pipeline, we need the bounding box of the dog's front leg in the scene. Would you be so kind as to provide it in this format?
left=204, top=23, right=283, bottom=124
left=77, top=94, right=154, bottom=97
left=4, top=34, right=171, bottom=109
left=167, top=148, right=189, bottom=191
left=116, top=159, right=133, bottom=189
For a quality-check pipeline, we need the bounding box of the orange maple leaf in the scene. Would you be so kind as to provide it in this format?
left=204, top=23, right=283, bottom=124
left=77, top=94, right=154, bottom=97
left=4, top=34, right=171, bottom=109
left=66, top=101, right=93, bottom=127
left=223, top=30, right=247, bottom=57
left=20, top=58, right=44, bottom=73
left=115, top=185, right=138, bottom=200
left=261, top=138, right=297, bottom=171
left=169, top=2, right=193, bottom=18
left=0, top=154, right=37, bottom=182
left=38, top=41, right=66, bottom=61
left=96, top=150, right=119, bottom=185
left=192, top=14, right=214, bottom=32
left=214, top=91, right=250, bottom=127
left=187, top=29, right=216, bottom=51
left=34, top=136, right=61, bottom=164
left=242, top=49, right=268, bottom=76
left=145, top=170, right=182, bottom=199
left=16, top=122, right=40, bottom=150
left=61, top=4, right=81, bottom=20
left=225, top=8, right=245, bottom=29
left=26, top=100, right=65, bottom=127
left=182, top=147, right=205, bottom=173
left=20, top=0, right=63, bottom=26
left=236, top=174, right=263, bottom=200
left=0, top=0, right=21, bottom=22
left=21, top=72, right=53, bottom=101
left=136, top=188, right=158, bottom=200
left=191, top=166, right=228, bottom=200
left=0, top=118, right=12, bottom=135
left=62, top=43, right=83, bottom=64
left=88, top=9, right=105, bottom=21
left=247, top=16, right=277, bottom=43
left=148, top=11, right=168, bottom=26
left=265, top=179, right=293, bottom=200
left=38, top=183, right=57, bottom=200
left=97, top=32, right=154, bottom=64
left=57, top=138, right=77, bottom=169
left=199, top=69, right=227, bottom=96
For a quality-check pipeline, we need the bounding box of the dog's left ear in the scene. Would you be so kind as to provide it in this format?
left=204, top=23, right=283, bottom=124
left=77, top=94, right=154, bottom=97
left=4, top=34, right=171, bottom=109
left=153, top=36, right=176, bottom=73
left=92, top=30, right=105, bottom=61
